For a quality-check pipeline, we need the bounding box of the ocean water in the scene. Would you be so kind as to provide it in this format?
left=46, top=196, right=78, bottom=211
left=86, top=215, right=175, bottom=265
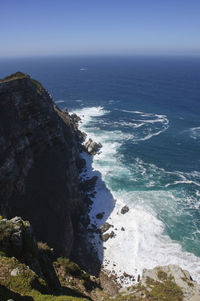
left=1, top=56, right=200, bottom=283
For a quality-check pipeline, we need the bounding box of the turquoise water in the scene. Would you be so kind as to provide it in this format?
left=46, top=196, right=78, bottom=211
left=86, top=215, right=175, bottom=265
left=1, top=56, right=200, bottom=279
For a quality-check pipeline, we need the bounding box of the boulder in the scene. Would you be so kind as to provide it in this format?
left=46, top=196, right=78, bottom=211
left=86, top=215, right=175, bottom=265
left=101, top=231, right=115, bottom=242
left=120, top=205, right=129, bottom=214
left=85, top=138, right=102, bottom=155
left=100, top=222, right=112, bottom=234
left=96, top=212, right=105, bottom=219
left=11, top=268, right=20, bottom=276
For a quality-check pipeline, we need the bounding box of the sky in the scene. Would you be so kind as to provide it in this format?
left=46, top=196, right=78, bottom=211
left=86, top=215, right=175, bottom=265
left=1, top=0, right=200, bottom=57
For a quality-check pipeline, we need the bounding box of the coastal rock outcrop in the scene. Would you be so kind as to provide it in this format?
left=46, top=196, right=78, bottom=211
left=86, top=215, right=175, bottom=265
left=0, top=216, right=102, bottom=300
left=1, top=72, right=200, bottom=301
left=120, top=205, right=129, bottom=214
left=0, top=72, right=84, bottom=257
left=0, top=216, right=60, bottom=290
left=85, top=138, right=102, bottom=155
left=141, top=265, right=200, bottom=301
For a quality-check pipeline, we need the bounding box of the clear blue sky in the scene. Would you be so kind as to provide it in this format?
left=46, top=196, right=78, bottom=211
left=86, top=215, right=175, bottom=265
left=1, top=0, right=200, bottom=57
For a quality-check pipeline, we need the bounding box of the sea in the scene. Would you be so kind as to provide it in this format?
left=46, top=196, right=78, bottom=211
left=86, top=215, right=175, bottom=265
left=1, top=55, right=200, bottom=284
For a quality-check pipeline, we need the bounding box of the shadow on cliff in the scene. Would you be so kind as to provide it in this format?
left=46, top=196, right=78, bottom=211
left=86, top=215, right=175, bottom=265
left=0, top=284, right=34, bottom=301
left=73, top=151, right=116, bottom=278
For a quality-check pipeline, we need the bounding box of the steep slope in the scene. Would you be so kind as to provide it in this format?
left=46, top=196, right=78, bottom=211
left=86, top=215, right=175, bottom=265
left=0, top=72, right=85, bottom=256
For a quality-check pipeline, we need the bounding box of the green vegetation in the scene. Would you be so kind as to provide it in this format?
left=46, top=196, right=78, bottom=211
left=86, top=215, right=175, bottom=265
left=0, top=72, right=28, bottom=82
left=54, top=257, right=99, bottom=296
left=55, top=257, right=93, bottom=290
left=103, top=271, right=184, bottom=301
left=181, top=276, right=194, bottom=287
left=0, top=251, right=7, bottom=257
left=0, top=220, right=13, bottom=244
left=56, top=258, right=83, bottom=278
left=0, top=216, right=188, bottom=301
left=31, top=291, right=89, bottom=301
left=38, top=242, right=52, bottom=254
left=0, top=256, right=45, bottom=294
left=146, top=277, right=183, bottom=301
left=31, top=79, right=43, bottom=94
left=0, top=256, right=89, bottom=301
left=157, top=270, right=168, bottom=281
left=0, top=218, right=91, bottom=300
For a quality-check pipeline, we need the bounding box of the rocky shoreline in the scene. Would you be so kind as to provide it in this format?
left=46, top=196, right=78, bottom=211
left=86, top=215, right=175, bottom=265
left=70, top=111, right=200, bottom=300
left=0, top=72, right=200, bottom=300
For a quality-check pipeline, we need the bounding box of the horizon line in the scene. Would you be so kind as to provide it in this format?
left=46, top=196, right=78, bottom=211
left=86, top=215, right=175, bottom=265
left=0, top=53, right=200, bottom=60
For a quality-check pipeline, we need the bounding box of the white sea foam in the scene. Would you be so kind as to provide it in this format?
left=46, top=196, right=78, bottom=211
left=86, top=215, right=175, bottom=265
left=184, top=126, right=200, bottom=140
left=70, top=106, right=200, bottom=286
left=114, top=109, right=169, bottom=142
left=189, top=127, right=200, bottom=140
left=166, top=180, right=200, bottom=188
left=55, top=100, right=65, bottom=103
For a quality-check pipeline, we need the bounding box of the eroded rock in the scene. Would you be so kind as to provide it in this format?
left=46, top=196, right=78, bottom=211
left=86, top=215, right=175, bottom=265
left=101, top=231, right=115, bottom=242
left=141, top=265, right=200, bottom=301
left=120, top=205, right=129, bottom=214
left=0, top=73, right=84, bottom=257
left=11, top=268, right=20, bottom=276
left=85, top=138, right=102, bottom=155
left=100, top=222, right=112, bottom=234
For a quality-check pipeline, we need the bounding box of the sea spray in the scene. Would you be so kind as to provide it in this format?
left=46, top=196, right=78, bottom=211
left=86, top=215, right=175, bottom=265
left=71, top=106, right=200, bottom=286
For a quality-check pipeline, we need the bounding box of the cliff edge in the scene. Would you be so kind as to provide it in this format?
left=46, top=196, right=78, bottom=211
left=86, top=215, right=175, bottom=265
left=0, top=72, right=85, bottom=257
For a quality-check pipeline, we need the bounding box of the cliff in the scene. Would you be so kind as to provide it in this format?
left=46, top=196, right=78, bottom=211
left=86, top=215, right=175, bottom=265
left=0, top=72, right=200, bottom=301
left=0, top=216, right=99, bottom=300
left=1, top=216, right=200, bottom=301
left=0, top=72, right=85, bottom=257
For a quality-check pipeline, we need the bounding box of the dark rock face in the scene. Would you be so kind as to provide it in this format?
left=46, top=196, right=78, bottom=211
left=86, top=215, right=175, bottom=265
left=0, top=73, right=84, bottom=257
left=96, top=212, right=105, bottom=219
left=0, top=216, right=60, bottom=290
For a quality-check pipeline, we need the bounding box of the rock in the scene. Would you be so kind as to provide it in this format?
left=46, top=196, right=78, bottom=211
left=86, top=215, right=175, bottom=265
left=189, top=296, right=200, bottom=301
left=99, top=270, right=119, bottom=296
left=100, top=222, right=112, bottom=234
left=109, top=231, right=115, bottom=239
left=11, top=268, right=20, bottom=276
left=101, top=231, right=115, bottom=242
left=141, top=265, right=200, bottom=301
left=123, top=272, right=135, bottom=280
left=121, top=205, right=129, bottom=214
left=121, top=227, right=125, bottom=231
left=10, top=216, right=23, bottom=224
left=101, top=233, right=110, bottom=242
left=80, top=176, right=98, bottom=191
left=0, top=72, right=85, bottom=257
left=96, top=212, right=105, bottom=219
left=85, top=138, right=102, bottom=155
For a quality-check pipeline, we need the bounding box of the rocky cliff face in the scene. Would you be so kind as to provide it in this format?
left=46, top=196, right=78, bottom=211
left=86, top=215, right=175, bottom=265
left=0, top=72, right=84, bottom=256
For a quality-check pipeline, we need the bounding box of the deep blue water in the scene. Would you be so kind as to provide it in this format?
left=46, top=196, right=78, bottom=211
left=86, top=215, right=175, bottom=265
left=1, top=56, right=200, bottom=276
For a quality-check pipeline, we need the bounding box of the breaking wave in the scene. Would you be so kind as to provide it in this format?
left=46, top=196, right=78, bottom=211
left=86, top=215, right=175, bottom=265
left=71, top=106, right=200, bottom=285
